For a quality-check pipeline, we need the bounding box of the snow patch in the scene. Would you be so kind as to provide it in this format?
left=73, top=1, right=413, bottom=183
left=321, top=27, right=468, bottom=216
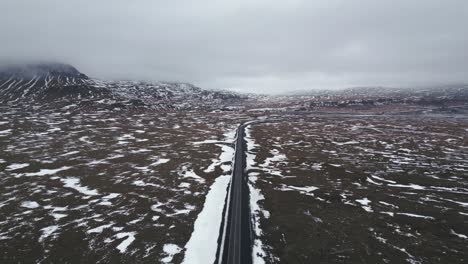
left=181, top=169, right=205, bottom=183
left=6, top=163, right=29, bottom=171
left=245, top=125, right=268, bottom=264
left=61, top=177, right=99, bottom=196
left=388, top=183, right=426, bottom=190
left=182, top=175, right=231, bottom=264
left=21, top=201, right=40, bottom=209
left=24, top=166, right=71, bottom=177
left=39, top=225, right=59, bottom=242
left=450, top=229, right=467, bottom=239
left=278, top=185, right=318, bottom=196
left=396, top=213, right=434, bottom=220
left=150, top=158, right=170, bottom=166
left=356, top=198, right=373, bottom=212
left=115, top=232, right=137, bottom=253
left=162, top=244, right=182, bottom=263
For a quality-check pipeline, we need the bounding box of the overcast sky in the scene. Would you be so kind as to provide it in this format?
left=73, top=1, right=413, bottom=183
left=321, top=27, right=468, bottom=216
left=1, top=0, right=467, bottom=94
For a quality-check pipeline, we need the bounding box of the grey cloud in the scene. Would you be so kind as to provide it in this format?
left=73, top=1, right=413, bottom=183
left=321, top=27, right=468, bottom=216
left=1, top=0, right=467, bottom=94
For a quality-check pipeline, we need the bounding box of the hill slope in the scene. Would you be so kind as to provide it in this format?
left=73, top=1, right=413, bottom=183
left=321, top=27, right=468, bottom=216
left=0, top=63, right=245, bottom=110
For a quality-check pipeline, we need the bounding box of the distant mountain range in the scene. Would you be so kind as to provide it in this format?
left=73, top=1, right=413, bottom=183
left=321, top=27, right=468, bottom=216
left=0, top=63, right=246, bottom=110
left=1, top=63, right=467, bottom=112
left=287, top=84, right=468, bottom=99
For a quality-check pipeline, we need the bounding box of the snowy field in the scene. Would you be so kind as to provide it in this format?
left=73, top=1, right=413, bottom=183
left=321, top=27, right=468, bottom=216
left=247, top=114, right=468, bottom=263
left=0, top=105, right=245, bottom=263
left=2, top=104, right=467, bottom=263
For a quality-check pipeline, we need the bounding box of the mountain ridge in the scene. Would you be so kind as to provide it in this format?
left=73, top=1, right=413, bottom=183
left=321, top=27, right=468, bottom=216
left=0, top=63, right=246, bottom=110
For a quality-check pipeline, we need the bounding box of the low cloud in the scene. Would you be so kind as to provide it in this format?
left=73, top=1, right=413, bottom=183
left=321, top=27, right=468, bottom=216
left=1, top=0, right=467, bottom=93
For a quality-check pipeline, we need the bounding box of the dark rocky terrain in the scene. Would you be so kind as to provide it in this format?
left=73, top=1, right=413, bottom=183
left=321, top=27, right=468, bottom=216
left=246, top=115, right=468, bottom=263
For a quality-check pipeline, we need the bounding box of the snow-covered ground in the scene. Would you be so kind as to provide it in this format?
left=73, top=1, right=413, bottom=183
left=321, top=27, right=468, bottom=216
left=245, top=125, right=269, bottom=264
left=0, top=106, right=246, bottom=263
left=182, top=128, right=236, bottom=264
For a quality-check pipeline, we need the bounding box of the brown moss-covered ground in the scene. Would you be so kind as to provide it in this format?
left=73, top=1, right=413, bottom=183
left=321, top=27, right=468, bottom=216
left=248, top=114, right=468, bottom=264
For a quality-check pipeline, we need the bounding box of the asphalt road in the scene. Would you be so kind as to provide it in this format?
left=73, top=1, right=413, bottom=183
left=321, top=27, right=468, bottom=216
left=219, top=123, right=253, bottom=264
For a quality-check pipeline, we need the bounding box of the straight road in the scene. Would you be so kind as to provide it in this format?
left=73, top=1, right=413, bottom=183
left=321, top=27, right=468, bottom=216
left=218, top=123, right=252, bottom=264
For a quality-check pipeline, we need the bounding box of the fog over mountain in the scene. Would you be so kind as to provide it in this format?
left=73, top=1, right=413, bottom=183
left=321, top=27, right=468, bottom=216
left=1, top=0, right=467, bottom=94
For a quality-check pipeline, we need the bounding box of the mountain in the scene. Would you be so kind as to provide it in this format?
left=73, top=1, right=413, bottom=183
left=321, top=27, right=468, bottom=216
left=0, top=63, right=246, bottom=110
left=0, top=63, right=88, bottom=79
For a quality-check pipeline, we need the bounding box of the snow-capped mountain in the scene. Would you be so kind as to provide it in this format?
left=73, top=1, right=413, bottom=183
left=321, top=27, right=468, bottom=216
left=0, top=63, right=246, bottom=110
left=0, top=63, right=88, bottom=80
